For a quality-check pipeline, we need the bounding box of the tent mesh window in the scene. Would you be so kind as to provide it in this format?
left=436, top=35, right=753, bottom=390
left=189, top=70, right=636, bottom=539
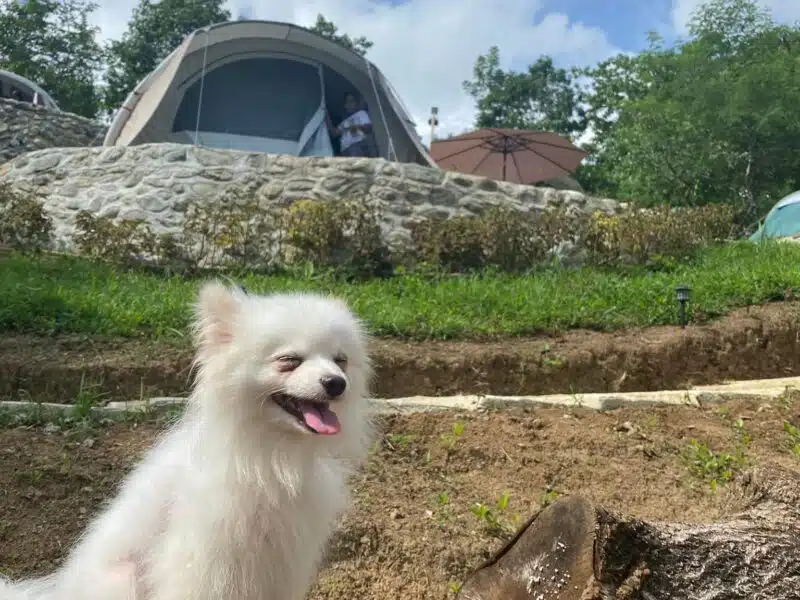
left=172, top=57, right=321, bottom=142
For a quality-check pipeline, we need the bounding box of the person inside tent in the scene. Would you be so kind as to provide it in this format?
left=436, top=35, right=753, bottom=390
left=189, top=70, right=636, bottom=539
left=328, top=92, right=374, bottom=157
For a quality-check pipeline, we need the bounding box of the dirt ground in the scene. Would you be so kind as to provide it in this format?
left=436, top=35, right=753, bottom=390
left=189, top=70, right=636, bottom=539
left=3, top=301, right=800, bottom=404
left=1, top=397, right=798, bottom=599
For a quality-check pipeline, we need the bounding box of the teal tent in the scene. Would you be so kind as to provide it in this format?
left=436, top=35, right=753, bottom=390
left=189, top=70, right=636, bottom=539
left=749, top=191, right=800, bottom=242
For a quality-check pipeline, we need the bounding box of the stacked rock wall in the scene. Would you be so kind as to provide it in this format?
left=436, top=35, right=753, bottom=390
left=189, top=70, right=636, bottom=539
left=0, top=98, right=106, bottom=165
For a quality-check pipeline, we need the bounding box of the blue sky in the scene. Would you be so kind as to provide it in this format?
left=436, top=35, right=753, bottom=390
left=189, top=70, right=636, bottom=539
left=541, top=0, right=677, bottom=51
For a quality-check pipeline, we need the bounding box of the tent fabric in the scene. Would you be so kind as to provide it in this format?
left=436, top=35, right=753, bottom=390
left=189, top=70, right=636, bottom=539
left=0, top=70, right=59, bottom=109
left=103, top=20, right=435, bottom=166
left=749, top=191, right=800, bottom=242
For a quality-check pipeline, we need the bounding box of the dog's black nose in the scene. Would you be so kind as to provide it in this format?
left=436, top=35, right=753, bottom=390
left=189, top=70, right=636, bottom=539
left=321, top=375, right=347, bottom=397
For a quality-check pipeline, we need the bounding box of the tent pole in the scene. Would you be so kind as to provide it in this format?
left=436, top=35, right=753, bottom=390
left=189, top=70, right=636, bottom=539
left=502, top=135, right=508, bottom=181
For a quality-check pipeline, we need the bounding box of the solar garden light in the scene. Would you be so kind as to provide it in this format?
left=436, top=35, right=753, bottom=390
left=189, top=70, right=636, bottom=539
left=675, top=284, right=691, bottom=328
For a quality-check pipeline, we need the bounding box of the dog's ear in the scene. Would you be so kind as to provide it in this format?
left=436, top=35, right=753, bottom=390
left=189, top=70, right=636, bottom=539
left=194, top=281, right=243, bottom=352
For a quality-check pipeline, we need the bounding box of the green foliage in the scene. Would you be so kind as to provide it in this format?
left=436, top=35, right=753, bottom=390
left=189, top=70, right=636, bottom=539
left=684, top=415, right=751, bottom=492
left=784, top=421, right=800, bottom=459
left=409, top=215, right=484, bottom=272
left=0, top=0, right=104, bottom=117
left=409, top=205, right=579, bottom=272
left=307, top=14, right=373, bottom=56
left=73, top=211, right=156, bottom=264
left=182, top=189, right=278, bottom=271
left=0, top=183, right=52, bottom=252
left=282, top=199, right=388, bottom=276
left=410, top=203, right=735, bottom=272
left=683, top=430, right=749, bottom=492
left=102, top=0, right=231, bottom=112
left=578, top=0, right=800, bottom=216
left=469, top=490, right=520, bottom=538
left=463, top=46, right=585, bottom=139
left=583, top=204, right=737, bottom=266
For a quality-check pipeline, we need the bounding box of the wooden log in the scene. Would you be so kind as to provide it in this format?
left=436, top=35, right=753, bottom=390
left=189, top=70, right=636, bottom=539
left=456, top=464, right=800, bottom=600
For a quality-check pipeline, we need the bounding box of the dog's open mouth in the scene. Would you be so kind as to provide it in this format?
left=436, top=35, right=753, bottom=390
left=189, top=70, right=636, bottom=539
left=273, top=394, right=341, bottom=435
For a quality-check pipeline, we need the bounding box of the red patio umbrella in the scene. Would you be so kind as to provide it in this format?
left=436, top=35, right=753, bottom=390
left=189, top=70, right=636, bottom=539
left=429, top=128, right=588, bottom=185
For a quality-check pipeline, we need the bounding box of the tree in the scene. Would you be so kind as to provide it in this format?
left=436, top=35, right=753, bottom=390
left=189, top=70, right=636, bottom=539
left=307, top=14, right=373, bottom=56
left=578, top=0, right=800, bottom=217
left=103, top=0, right=231, bottom=113
left=462, top=46, right=586, bottom=139
left=0, top=0, right=104, bottom=118
left=458, top=464, right=800, bottom=599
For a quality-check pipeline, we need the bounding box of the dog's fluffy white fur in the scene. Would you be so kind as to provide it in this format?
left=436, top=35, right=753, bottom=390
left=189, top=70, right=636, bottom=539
left=1, top=282, right=373, bottom=600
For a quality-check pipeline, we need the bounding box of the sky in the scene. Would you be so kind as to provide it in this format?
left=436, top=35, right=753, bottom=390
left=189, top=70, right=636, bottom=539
left=87, top=0, right=800, bottom=143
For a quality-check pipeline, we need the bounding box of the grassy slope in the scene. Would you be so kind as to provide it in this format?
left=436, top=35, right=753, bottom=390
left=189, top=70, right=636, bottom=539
left=1, top=242, right=798, bottom=341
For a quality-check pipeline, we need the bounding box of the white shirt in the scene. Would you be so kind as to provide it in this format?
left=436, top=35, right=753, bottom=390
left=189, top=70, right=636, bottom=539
left=339, top=109, right=371, bottom=150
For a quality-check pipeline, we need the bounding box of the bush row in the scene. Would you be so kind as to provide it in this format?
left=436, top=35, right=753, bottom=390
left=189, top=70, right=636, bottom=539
left=0, top=182, right=739, bottom=276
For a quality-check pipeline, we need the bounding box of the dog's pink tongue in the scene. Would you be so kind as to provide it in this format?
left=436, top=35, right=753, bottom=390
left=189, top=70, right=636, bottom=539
left=298, top=401, right=341, bottom=435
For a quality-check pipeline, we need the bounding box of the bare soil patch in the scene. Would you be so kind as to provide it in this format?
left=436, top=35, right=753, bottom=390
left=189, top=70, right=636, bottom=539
left=3, top=302, right=800, bottom=403
left=1, top=398, right=798, bottom=598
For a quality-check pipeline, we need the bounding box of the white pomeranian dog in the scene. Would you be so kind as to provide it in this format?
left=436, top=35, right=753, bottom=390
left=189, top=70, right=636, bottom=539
left=1, top=282, right=373, bottom=600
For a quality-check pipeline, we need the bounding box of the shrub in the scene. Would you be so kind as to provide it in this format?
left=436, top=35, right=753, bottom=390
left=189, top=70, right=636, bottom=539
left=479, top=205, right=579, bottom=271
left=282, top=199, right=389, bottom=276
left=408, top=215, right=485, bottom=272
left=0, top=183, right=53, bottom=252
left=408, top=205, right=581, bottom=272
left=73, top=211, right=157, bottom=265
left=583, top=204, right=737, bottom=266
left=182, top=189, right=278, bottom=271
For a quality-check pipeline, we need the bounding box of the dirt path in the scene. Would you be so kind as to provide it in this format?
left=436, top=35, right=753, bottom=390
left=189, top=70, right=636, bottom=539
left=1, top=397, right=798, bottom=598
left=3, top=301, right=800, bottom=403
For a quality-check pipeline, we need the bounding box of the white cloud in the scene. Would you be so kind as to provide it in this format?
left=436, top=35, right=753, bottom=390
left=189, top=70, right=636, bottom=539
left=671, top=0, right=800, bottom=35
left=87, top=0, right=621, bottom=143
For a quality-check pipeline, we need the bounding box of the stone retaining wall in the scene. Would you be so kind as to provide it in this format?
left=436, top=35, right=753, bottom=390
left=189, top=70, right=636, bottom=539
left=0, top=98, right=106, bottom=165
left=0, top=142, right=623, bottom=253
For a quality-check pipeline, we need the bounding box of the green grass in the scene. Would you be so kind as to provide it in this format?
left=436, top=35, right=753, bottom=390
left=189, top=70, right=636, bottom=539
left=2, top=241, right=800, bottom=341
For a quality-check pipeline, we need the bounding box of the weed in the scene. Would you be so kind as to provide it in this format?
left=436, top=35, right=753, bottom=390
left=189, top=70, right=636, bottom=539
left=469, top=490, right=520, bottom=538
left=783, top=421, right=800, bottom=458
left=683, top=439, right=747, bottom=492
left=440, top=421, right=465, bottom=450
left=540, top=343, right=565, bottom=368
left=540, top=487, right=560, bottom=507
left=72, top=376, right=106, bottom=420
left=385, top=432, right=417, bottom=450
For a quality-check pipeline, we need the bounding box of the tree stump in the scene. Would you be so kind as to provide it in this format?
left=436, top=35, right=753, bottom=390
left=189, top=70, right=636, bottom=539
left=456, top=464, right=800, bottom=600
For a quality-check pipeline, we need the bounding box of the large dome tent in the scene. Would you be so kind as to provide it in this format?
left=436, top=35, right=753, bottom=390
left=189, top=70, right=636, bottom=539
left=0, top=69, right=58, bottom=109
left=103, top=20, right=436, bottom=166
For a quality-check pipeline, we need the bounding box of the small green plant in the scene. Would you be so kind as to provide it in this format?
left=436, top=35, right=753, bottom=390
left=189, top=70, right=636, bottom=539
left=783, top=421, right=800, bottom=458
left=540, top=487, right=560, bottom=507
left=540, top=343, right=565, bottom=368
left=71, top=376, right=105, bottom=420
left=447, top=581, right=462, bottom=595
left=386, top=432, right=417, bottom=450
left=469, top=490, right=520, bottom=538
left=440, top=421, right=465, bottom=450
left=436, top=491, right=450, bottom=506
left=16, top=468, right=45, bottom=486
left=683, top=439, right=747, bottom=491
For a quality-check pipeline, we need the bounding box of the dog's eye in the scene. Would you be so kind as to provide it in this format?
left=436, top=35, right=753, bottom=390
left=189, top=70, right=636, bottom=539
left=334, top=356, right=348, bottom=370
left=276, top=356, right=302, bottom=371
